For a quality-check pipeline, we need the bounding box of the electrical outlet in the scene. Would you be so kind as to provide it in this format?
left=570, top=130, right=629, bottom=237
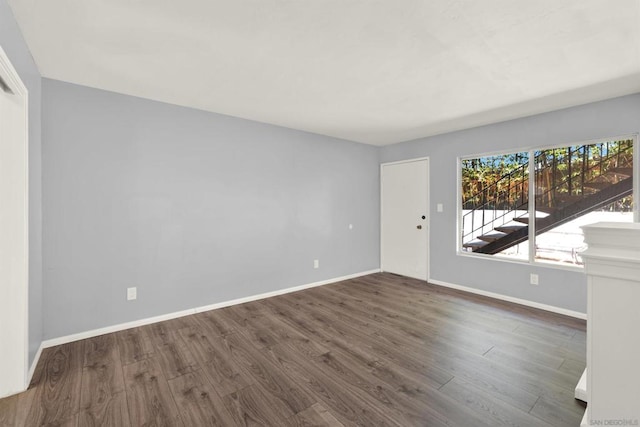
left=437, top=203, right=443, bottom=213
left=530, top=274, right=539, bottom=286
left=348, top=224, right=353, bottom=230
left=314, top=259, right=319, bottom=269
left=127, top=287, right=137, bottom=300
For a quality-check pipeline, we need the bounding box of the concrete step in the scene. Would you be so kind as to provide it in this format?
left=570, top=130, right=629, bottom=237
left=478, top=231, right=508, bottom=242
left=462, top=239, right=488, bottom=249
left=494, top=224, right=526, bottom=234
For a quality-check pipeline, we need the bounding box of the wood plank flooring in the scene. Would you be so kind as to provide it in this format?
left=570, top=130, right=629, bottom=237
left=0, top=273, right=587, bottom=426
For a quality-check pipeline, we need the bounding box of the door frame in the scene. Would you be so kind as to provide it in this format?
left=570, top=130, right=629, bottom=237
left=380, top=157, right=430, bottom=280
left=0, top=45, right=29, bottom=398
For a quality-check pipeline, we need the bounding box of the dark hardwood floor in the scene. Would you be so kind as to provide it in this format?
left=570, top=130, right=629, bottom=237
left=0, top=273, right=587, bottom=426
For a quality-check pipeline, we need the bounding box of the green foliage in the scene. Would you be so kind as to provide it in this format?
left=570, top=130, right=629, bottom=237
left=461, top=152, right=529, bottom=210
left=535, top=140, right=633, bottom=211
left=461, top=139, right=634, bottom=212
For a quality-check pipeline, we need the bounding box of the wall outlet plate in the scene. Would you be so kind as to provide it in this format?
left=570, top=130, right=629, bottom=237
left=127, top=287, right=137, bottom=300
left=530, top=274, right=539, bottom=285
left=314, top=259, right=319, bottom=269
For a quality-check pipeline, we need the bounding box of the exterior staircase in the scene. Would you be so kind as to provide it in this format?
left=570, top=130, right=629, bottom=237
left=462, top=140, right=634, bottom=255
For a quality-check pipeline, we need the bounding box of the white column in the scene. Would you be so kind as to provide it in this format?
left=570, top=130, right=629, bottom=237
left=581, top=222, right=640, bottom=426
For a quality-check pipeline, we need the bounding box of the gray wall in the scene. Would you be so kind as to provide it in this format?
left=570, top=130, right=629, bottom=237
left=381, top=93, right=640, bottom=314
left=42, top=79, right=380, bottom=339
left=0, top=0, right=43, bottom=365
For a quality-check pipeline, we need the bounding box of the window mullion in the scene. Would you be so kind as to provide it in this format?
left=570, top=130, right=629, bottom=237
left=634, top=135, right=639, bottom=223
left=528, top=150, right=535, bottom=264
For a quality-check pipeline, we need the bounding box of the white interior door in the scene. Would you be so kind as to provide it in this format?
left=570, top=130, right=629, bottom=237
left=0, top=46, right=29, bottom=398
left=381, top=159, right=429, bottom=280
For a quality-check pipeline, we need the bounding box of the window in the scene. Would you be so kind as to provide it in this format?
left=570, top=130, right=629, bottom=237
left=461, top=152, right=530, bottom=260
left=460, top=137, right=636, bottom=267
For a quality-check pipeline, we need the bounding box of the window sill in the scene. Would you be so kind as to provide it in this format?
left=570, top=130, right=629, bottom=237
left=456, top=250, right=585, bottom=273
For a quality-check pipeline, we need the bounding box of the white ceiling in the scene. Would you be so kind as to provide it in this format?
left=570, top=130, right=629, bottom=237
left=8, top=0, right=640, bottom=145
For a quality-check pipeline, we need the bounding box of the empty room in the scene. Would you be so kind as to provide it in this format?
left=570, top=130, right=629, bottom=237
left=1, top=0, right=639, bottom=426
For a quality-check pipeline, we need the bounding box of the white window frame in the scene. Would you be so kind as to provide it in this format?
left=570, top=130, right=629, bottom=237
left=457, top=134, right=639, bottom=271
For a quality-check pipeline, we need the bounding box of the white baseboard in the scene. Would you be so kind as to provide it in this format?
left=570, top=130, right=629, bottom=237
left=427, top=278, right=587, bottom=320
left=581, top=408, right=588, bottom=427
left=575, top=369, right=587, bottom=402
left=193, top=269, right=379, bottom=313
left=41, top=308, right=195, bottom=348
left=27, top=343, right=44, bottom=385
left=41, top=269, right=380, bottom=349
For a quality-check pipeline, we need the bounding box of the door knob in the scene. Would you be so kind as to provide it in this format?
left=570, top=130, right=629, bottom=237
left=417, top=225, right=422, bottom=229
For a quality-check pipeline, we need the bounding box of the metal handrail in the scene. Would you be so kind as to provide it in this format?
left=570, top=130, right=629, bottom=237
left=534, top=140, right=633, bottom=209
left=461, top=161, right=529, bottom=243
